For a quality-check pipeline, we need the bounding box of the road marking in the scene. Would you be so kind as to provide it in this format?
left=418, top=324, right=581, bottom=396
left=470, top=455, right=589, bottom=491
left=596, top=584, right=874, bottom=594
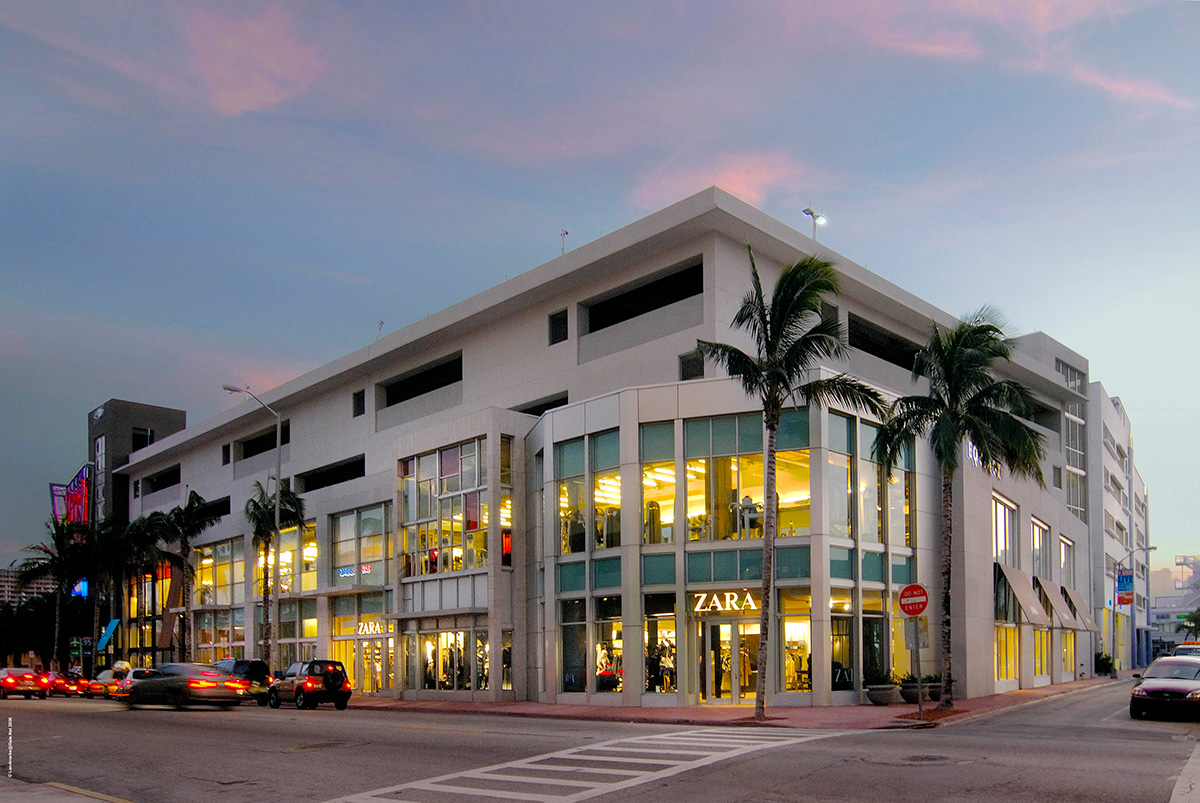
left=325, top=727, right=844, bottom=803
left=44, top=782, right=138, bottom=803
left=1171, top=742, right=1200, bottom=802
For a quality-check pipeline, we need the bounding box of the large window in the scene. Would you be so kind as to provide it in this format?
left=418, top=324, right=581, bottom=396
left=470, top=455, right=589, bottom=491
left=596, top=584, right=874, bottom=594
left=644, top=593, right=676, bottom=693
left=830, top=588, right=854, bottom=691
left=859, top=423, right=885, bottom=543
left=196, top=538, right=245, bottom=606
left=775, top=409, right=810, bottom=537
left=685, top=415, right=763, bottom=541
left=557, top=439, right=585, bottom=555
left=333, top=504, right=393, bottom=587
left=995, top=625, right=1018, bottom=681
left=1060, top=536, right=1076, bottom=587
left=561, top=599, right=586, bottom=692
left=992, top=496, right=1017, bottom=566
left=195, top=608, right=244, bottom=664
left=591, top=431, right=620, bottom=550
left=401, top=436, right=493, bottom=574
left=780, top=588, right=812, bottom=691
left=1031, top=519, right=1051, bottom=579
left=641, top=423, right=675, bottom=545
left=594, top=596, right=622, bottom=693
left=1034, top=627, right=1050, bottom=676
left=827, top=413, right=853, bottom=539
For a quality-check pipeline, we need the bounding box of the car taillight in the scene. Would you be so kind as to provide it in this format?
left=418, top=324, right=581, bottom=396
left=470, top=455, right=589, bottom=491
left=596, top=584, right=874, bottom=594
left=224, top=680, right=248, bottom=689
left=342, top=681, right=351, bottom=691
left=38, top=677, right=50, bottom=686
left=188, top=679, right=218, bottom=689
left=3, top=677, right=15, bottom=685
left=266, top=675, right=274, bottom=684
left=201, top=671, right=222, bottom=678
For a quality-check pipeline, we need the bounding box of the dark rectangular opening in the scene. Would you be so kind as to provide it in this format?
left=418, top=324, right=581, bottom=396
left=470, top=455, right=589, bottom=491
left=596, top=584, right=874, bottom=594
left=298, top=455, right=366, bottom=493
left=131, top=427, right=155, bottom=452
left=383, top=353, right=463, bottom=408
left=240, top=421, right=291, bottom=460
left=144, top=464, right=181, bottom=494
left=549, top=310, right=568, bottom=345
left=847, top=314, right=920, bottom=372
left=680, top=350, right=704, bottom=381
left=585, top=260, right=702, bottom=334
left=199, top=496, right=231, bottom=519
left=352, top=389, right=366, bottom=418
left=513, top=392, right=569, bottom=418
left=221, top=444, right=231, bottom=466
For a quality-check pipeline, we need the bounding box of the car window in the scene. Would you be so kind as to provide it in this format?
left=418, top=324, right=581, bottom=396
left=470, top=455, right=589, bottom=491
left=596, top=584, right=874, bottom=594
left=1145, top=661, right=1200, bottom=680
left=285, top=663, right=302, bottom=678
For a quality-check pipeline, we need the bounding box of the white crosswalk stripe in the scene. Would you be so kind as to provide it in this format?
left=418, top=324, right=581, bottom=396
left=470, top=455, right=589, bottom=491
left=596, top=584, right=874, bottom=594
left=325, top=727, right=844, bottom=803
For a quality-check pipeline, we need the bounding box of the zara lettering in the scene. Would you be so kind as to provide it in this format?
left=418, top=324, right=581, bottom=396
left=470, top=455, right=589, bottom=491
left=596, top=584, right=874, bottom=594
left=692, top=591, right=759, bottom=613
left=357, top=621, right=383, bottom=636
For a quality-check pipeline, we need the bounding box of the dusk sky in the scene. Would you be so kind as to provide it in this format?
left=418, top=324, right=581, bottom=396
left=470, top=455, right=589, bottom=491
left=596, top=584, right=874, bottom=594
left=1, top=2, right=1196, bottom=575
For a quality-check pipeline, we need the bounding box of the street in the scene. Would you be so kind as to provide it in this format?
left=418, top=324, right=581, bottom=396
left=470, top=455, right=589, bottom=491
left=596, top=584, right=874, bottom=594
left=3, top=681, right=1198, bottom=802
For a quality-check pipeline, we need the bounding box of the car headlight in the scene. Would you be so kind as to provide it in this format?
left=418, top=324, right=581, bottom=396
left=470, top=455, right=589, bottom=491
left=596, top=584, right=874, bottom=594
left=1132, top=688, right=1149, bottom=697
left=1187, top=690, right=1200, bottom=700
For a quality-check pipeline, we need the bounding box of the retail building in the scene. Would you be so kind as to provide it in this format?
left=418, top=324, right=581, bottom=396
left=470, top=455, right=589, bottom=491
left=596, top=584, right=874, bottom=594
left=118, top=187, right=1124, bottom=705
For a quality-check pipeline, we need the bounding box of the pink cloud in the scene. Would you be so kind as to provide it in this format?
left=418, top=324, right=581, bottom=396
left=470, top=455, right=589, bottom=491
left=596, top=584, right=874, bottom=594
left=184, top=6, right=323, bottom=116
left=1070, top=64, right=1195, bottom=110
left=868, top=23, right=982, bottom=60
left=631, top=152, right=803, bottom=209
left=946, top=0, right=1126, bottom=41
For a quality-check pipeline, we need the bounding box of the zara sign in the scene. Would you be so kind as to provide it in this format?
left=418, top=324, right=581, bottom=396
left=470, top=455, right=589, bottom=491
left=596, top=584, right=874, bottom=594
left=692, top=591, right=760, bottom=614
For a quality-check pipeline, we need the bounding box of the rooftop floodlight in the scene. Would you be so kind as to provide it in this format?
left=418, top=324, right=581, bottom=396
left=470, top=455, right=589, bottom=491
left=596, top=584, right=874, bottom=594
left=802, top=208, right=827, bottom=241
left=222, top=384, right=244, bottom=394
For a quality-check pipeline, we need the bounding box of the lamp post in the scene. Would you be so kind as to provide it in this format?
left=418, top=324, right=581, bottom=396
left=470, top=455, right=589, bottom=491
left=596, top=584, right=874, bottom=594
left=802, top=207, right=826, bottom=241
left=1114, top=544, right=1156, bottom=673
left=223, top=384, right=282, bottom=673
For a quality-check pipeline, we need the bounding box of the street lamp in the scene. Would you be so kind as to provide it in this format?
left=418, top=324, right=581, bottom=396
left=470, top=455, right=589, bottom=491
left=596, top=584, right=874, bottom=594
left=223, top=384, right=282, bottom=673
left=1114, top=544, right=1156, bottom=673
left=802, top=207, right=826, bottom=241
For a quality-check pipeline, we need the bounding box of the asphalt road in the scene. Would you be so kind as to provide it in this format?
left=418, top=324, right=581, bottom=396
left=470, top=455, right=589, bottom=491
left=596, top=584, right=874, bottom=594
left=3, top=681, right=1198, bottom=802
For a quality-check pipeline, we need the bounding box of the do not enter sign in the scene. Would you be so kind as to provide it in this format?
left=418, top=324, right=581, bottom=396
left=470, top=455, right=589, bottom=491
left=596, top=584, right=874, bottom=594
left=899, top=583, right=928, bottom=616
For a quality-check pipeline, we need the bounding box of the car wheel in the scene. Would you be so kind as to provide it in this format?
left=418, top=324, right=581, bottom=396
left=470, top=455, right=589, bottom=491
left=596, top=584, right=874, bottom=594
left=334, top=699, right=348, bottom=711
left=39, top=692, right=47, bottom=700
left=1130, top=704, right=1144, bottom=719
left=268, top=689, right=281, bottom=709
left=24, top=693, right=32, bottom=700
left=174, top=691, right=188, bottom=710
left=256, top=694, right=268, bottom=707
left=294, top=689, right=306, bottom=710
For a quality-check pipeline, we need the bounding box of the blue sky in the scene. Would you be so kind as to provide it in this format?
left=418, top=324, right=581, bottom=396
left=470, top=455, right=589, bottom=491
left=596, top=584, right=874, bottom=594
left=1, top=1, right=1196, bottom=572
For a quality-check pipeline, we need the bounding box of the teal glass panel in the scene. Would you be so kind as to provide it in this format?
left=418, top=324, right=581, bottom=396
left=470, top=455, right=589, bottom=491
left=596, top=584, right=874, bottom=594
left=558, top=562, right=586, bottom=593
left=593, top=557, right=621, bottom=589
left=775, top=546, right=811, bottom=579
left=684, top=419, right=710, bottom=458
left=777, top=408, right=809, bottom=450
left=862, top=551, right=886, bottom=583
left=829, top=413, right=854, bottom=455
left=891, top=555, right=912, bottom=585
left=642, top=554, right=676, bottom=585
left=640, top=422, right=674, bottom=462
left=591, top=430, right=620, bottom=472
left=556, top=438, right=584, bottom=479
left=686, top=552, right=712, bottom=583
left=739, top=549, right=763, bottom=581
left=713, top=550, right=738, bottom=582
left=859, top=422, right=880, bottom=463
left=738, top=414, right=762, bottom=454
left=830, top=547, right=855, bottom=580
left=711, top=417, right=737, bottom=455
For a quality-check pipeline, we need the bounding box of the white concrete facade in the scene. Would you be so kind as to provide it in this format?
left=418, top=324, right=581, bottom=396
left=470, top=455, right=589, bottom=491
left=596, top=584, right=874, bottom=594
left=120, top=187, right=1118, bottom=706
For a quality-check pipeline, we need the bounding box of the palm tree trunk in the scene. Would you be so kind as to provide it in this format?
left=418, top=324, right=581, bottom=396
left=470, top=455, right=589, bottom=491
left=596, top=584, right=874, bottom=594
left=754, top=423, right=777, bottom=722
left=939, top=465, right=954, bottom=709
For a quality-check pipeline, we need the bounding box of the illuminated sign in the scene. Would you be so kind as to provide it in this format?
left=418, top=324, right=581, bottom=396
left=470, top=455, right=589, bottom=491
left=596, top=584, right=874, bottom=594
left=50, top=484, right=69, bottom=524
left=360, top=564, right=371, bottom=575
left=66, top=465, right=90, bottom=524
left=357, top=621, right=383, bottom=636
left=693, top=591, right=760, bottom=614
left=338, top=567, right=356, bottom=578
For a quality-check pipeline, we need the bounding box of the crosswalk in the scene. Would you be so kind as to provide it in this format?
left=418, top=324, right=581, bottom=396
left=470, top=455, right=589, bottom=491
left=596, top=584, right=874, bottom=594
left=325, top=727, right=843, bottom=803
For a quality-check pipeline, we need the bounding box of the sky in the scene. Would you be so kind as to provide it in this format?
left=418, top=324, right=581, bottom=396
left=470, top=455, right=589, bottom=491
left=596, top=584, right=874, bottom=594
left=1, top=1, right=1196, bottom=575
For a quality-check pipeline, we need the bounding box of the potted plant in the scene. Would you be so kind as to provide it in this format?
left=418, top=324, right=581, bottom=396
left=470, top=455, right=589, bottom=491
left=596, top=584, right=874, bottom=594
left=922, top=673, right=943, bottom=702
left=863, top=671, right=897, bottom=706
left=898, top=673, right=921, bottom=704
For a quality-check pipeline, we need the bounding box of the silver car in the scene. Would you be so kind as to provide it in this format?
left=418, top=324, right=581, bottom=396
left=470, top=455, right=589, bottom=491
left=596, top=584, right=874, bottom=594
left=124, top=663, right=246, bottom=709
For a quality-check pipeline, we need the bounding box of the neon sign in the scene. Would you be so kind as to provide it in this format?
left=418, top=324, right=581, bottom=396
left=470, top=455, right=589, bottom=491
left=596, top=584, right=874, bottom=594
left=338, top=567, right=356, bottom=578
left=357, top=621, right=383, bottom=635
left=693, top=591, right=760, bottom=613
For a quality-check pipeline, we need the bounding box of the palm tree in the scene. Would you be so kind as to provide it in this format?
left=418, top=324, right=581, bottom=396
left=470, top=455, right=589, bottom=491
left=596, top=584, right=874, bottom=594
left=873, top=307, right=1045, bottom=709
left=162, top=491, right=222, bottom=662
left=123, top=513, right=187, bottom=666
left=698, top=246, right=886, bottom=721
left=1176, top=610, right=1200, bottom=641
left=244, top=480, right=306, bottom=671
left=16, top=518, right=88, bottom=671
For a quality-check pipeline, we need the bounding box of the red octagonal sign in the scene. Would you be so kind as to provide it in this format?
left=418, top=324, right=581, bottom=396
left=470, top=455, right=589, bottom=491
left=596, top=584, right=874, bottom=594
left=899, top=583, right=928, bottom=616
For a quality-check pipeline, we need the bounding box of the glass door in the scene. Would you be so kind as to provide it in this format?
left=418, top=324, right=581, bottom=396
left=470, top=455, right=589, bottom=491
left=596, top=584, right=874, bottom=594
left=703, top=620, right=760, bottom=704
left=738, top=622, right=759, bottom=703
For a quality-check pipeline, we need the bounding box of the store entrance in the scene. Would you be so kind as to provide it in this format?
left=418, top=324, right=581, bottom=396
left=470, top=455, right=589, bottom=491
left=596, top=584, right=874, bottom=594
left=332, top=638, right=394, bottom=694
left=701, top=620, right=759, bottom=704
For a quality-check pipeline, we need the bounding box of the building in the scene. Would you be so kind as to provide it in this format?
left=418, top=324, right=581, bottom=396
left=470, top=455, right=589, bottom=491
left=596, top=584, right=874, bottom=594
left=89, top=399, right=187, bottom=526
left=0, top=569, right=55, bottom=607
left=118, top=187, right=1116, bottom=705
left=1151, top=556, right=1199, bottom=655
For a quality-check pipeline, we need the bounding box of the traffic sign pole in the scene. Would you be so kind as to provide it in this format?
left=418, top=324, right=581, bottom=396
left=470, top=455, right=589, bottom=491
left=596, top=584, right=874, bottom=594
left=900, top=584, right=930, bottom=721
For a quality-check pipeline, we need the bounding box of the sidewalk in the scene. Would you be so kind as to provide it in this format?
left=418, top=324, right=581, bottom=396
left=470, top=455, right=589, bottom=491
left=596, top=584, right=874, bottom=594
left=0, top=674, right=1127, bottom=802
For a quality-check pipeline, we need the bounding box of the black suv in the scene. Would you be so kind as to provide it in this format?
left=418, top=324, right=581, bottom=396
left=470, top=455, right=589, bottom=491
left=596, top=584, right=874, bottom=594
left=213, top=658, right=272, bottom=706
left=268, top=660, right=351, bottom=710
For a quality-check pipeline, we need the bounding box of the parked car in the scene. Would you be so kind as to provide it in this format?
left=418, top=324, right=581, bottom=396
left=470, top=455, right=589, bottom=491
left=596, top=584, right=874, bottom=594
left=268, top=660, right=351, bottom=710
left=0, top=668, right=48, bottom=699
left=1130, top=656, right=1200, bottom=719
left=45, top=671, right=86, bottom=697
left=112, top=668, right=164, bottom=700
left=212, top=658, right=272, bottom=706
left=85, top=662, right=130, bottom=698
left=1172, top=642, right=1200, bottom=658
left=124, top=663, right=247, bottom=709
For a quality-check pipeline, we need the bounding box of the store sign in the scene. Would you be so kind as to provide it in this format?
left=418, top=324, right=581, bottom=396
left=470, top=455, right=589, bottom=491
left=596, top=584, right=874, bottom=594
left=338, top=567, right=356, bottom=578
left=357, top=621, right=383, bottom=636
left=693, top=591, right=759, bottom=614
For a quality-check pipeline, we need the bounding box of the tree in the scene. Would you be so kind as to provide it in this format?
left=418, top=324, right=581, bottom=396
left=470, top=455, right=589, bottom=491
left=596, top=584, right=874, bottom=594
left=244, top=480, right=306, bottom=672
left=123, top=513, right=187, bottom=665
left=161, top=491, right=222, bottom=662
left=698, top=246, right=886, bottom=720
left=873, top=307, right=1045, bottom=709
left=16, top=518, right=88, bottom=671
left=1176, top=610, right=1200, bottom=641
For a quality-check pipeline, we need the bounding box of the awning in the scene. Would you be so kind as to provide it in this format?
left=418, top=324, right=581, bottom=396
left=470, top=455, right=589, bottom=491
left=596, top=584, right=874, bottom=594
left=1063, top=586, right=1100, bottom=632
left=1035, top=578, right=1078, bottom=629
left=997, top=563, right=1051, bottom=627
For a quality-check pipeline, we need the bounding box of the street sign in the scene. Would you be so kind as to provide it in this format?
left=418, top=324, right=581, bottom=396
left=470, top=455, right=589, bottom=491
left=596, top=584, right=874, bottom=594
left=1118, top=592, right=1133, bottom=605
left=1117, top=570, right=1133, bottom=593
left=69, top=636, right=81, bottom=659
left=97, top=619, right=120, bottom=652
left=899, top=583, right=929, bottom=617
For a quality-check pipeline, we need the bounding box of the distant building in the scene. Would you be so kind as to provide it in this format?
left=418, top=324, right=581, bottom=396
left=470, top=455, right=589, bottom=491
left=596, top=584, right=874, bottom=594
left=0, top=568, right=55, bottom=606
left=1152, top=557, right=1200, bottom=655
left=88, top=399, right=186, bottom=526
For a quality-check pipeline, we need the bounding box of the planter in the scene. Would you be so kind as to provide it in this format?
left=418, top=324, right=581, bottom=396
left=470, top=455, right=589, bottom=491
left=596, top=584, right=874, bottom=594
left=900, top=683, right=940, bottom=704
left=865, top=685, right=898, bottom=706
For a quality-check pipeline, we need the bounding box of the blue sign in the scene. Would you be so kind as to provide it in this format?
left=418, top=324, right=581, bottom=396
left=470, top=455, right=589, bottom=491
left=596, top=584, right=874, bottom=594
left=337, top=567, right=356, bottom=578
left=71, top=579, right=88, bottom=598
left=96, top=618, right=120, bottom=652
left=1117, top=570, right=1134, bottom=593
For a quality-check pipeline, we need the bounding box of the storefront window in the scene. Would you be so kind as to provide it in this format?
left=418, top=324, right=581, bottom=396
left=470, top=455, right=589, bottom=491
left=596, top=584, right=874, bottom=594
left=502, top=630, right=513, bottom=690
left=685, top=415, right=764, bottom=541
left=641, top=422, right=675, bottom=545
left=333, top=504, right=393, bottom=586
left=887, top=442, right=913, bottom=547
left=595, top=595, right=622, bottom=693
left=1062, top=631, right=1076, bottom=675
left=995, top=625, right=1018, bottom=680
left=1034, top=628, right=1050, bottom=675
left=862, top=590, right=889, bottom=683
left=828, top=413, right=854, bottom=538
left=776, top=450, right=811, bottom=537
left=779, top=588, right=812, bottom=691
left=561, top=599, right=586, bottom=692
left=644, top=593, right=676, bottom=693
left=557, top=439, right=585, bottom=555
left=402, top=438, right=488, bottom=575
left=859, top=422, right=885, bottom=544
left=197, top=538, right=244, bottom=606
left=592, top=431, right=620, bottom=550
left=830, top=588, right=854, bottom=691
